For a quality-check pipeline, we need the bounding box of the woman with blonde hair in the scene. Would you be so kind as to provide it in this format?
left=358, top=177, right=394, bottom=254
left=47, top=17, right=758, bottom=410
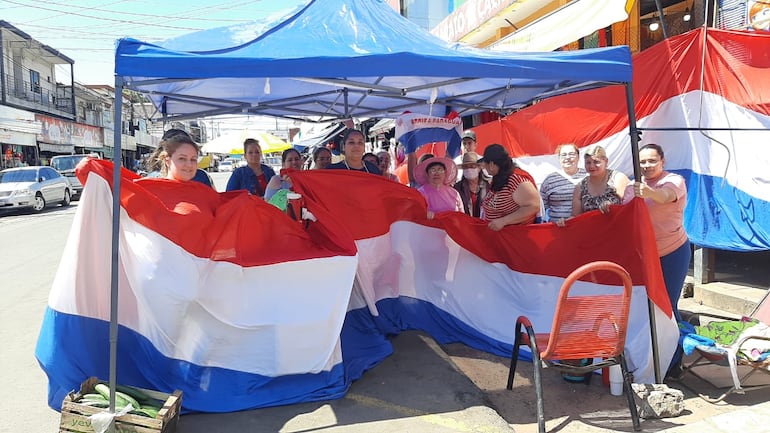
left=572, top=145, right=628, bottom=215
left=540, top=143, right=586, bottom=222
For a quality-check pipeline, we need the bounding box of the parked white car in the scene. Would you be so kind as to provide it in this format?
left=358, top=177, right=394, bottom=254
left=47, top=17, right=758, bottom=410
left=219, top=160, right=234, bottom=172
left=0, top=166, right=72, bottom=213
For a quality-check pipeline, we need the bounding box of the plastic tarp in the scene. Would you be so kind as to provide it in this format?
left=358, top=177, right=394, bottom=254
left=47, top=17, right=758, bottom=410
left=114, top=0, right=632, bottom=122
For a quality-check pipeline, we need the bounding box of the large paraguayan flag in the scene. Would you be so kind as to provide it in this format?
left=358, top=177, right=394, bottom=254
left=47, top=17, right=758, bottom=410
left=36, top=160, right=679, bottom=412
left=476, top=28, right=770, bottom=251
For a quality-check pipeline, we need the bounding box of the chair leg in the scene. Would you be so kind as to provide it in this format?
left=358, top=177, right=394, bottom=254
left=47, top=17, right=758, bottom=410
left=531, top=339, right=546, bottom=433
left=507, top=319, right=524, bottom=390
left=619, top=355, right=641, bottom=431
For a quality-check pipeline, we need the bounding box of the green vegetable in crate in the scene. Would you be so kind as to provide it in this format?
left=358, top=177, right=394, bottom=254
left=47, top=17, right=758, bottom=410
left=115, top=384, right=154, bottom=404
left=78, top=394, right=110, bottom=408
left=129, top=406, right=160, bottom=418
left=94, top=383, right=140, bottom=409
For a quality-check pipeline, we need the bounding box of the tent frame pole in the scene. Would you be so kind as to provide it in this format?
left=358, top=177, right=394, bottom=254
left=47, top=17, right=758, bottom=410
left=625, top=82, right=662, bottom=383
left=107, top=75, right=124, bottom=433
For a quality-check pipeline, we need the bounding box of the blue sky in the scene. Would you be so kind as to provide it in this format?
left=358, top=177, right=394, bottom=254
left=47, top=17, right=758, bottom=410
left=2, top=0, right=307, bottom=85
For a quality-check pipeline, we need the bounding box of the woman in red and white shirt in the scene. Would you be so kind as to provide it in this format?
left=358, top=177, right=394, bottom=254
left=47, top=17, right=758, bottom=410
left=478, top=144, right=540, bottom=230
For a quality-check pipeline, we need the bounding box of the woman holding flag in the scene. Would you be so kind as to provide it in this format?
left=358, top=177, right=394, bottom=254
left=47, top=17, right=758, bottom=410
left=478, top=144, right=540, bottom=230
left=326, top=129, right=382, bottom=175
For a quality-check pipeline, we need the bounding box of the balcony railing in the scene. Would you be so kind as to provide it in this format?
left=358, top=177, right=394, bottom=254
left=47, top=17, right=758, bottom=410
left=3, top=73, right=74, bottom=117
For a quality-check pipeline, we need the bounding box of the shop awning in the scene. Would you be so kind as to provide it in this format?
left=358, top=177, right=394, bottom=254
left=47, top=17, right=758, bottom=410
left=292, top=123, right=346, bottom=152
left=369, top=118, right=396, bottom=137
left=488, top=0, right=633, bottom=52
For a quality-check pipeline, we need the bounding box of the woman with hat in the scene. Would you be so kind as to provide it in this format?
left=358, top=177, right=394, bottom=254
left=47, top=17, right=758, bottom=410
left=453, top=152, right=489, bottom=218
left=415, top=156, right=462, bottom=218
left=478, top=144, right=540, bottom=230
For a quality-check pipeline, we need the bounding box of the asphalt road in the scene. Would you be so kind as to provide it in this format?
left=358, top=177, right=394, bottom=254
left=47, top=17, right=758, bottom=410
left=0, top=203, right=76, bottom=433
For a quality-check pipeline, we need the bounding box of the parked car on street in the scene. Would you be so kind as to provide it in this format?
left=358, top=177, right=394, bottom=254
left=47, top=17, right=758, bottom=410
left=219, top=160, right=234, bottom=172
left=50, top=153, right=99, bottom=199
left=0, top=166, right=72, bottom=213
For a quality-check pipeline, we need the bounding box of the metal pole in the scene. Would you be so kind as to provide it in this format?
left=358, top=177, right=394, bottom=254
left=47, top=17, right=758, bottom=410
left=654, top=0, right=670, bottom=39
left=107, top=75, right=125, bottom=433
left=625, top=82, right=662, bottom=383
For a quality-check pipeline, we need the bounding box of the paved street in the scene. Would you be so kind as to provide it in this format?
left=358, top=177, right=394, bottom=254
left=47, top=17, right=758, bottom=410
left=0, top=203, right=76, bottom=433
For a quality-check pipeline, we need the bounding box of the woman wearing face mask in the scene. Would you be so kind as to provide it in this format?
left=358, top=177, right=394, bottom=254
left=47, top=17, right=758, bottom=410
left=453, top=152, right=489, bottom=217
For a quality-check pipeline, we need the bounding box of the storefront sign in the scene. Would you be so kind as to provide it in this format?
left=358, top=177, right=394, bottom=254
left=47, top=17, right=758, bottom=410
left=488, top=0, right=631, bottom=52
left=748, top=0, right=770, bottom=31
left=431, top=0, right=514, bottom=42
left=35, top=114, right=104, bottom=148
left=0, top=106, right=41, bottom=135
left=39, top=142, right=74, bottom=153
left=0, top=129, right=37, bottom=146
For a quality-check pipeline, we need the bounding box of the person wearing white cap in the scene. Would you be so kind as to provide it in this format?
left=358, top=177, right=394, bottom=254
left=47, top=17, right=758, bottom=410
left=454, top=129, right=478, bottom=182
left=461, top=130, right=477, bottom=153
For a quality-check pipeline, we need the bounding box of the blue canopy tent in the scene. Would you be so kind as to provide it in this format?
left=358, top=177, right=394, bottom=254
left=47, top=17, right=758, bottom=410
left=114, top=0, right=636, bottom=122
left=101, top=0, right=655, bottom=412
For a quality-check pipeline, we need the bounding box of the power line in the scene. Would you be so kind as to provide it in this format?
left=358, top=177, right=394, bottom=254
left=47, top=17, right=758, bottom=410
left=4, top=0, right=203, bottom=31
left=16, top=0, right=268, bottom=23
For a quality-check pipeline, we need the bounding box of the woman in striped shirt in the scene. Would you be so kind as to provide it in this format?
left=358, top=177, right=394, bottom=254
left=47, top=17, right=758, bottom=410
left=478, top=144, right=540, bottom=231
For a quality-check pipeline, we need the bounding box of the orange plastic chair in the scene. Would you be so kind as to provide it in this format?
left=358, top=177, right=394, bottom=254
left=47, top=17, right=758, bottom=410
left=506, top=261, right=641, bottom=432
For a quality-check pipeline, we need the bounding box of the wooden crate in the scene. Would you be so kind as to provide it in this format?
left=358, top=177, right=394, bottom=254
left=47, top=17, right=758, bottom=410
left=59, top=377, right=182, bottom=433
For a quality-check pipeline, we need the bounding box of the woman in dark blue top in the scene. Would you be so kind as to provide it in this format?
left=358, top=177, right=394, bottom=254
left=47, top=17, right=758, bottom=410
left=326, top=129, right=381, bottom=175
left=225, top=138, right=276, bottom=197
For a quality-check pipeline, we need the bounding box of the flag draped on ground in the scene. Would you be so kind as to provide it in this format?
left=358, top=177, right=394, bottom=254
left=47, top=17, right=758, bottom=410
left=475, top=28, right=770, bottom=251
left=36, top=160, right=679, bottom=412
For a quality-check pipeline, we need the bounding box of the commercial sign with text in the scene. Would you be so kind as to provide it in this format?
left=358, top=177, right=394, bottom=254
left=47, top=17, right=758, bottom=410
left=431, top=0, right=513, bottom=42
left=35, top=114, right=104, bottom=149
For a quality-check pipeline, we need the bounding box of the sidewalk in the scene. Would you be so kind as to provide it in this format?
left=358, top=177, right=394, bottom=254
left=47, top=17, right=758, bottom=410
left=170, top=249, right=770, bottom=432
left=176, top=331, right=513, bottom=433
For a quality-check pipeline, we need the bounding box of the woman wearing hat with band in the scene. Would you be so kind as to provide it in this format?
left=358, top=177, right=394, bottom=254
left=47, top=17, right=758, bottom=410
left=478, top=144, right=540, bottom=230
left=415, top=156, right=462, bottom=219
left=453, top=152, right=489, bottom=218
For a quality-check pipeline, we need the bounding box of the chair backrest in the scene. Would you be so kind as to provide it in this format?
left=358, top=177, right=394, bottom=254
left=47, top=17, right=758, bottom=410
left=541, top=261, right=634, bottom=361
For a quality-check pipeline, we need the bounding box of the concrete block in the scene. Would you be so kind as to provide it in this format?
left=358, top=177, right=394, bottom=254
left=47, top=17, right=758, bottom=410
left=632, top=383, right=685, bottom=419
left=692, top=282, right=765, bottom=317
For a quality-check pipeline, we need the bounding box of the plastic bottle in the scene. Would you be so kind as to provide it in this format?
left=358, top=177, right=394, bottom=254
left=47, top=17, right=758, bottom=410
left=609, top=364, right=623, bottom=396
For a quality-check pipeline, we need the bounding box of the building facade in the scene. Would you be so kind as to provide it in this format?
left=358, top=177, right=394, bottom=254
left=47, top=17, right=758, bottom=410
left=0, top=20, right=157, bottom=171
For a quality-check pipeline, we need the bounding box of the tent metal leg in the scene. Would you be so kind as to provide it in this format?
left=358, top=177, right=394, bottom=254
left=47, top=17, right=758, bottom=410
left=625, top=82, right=662, bottom=383
left=107, top=75, right=125, bottom=433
